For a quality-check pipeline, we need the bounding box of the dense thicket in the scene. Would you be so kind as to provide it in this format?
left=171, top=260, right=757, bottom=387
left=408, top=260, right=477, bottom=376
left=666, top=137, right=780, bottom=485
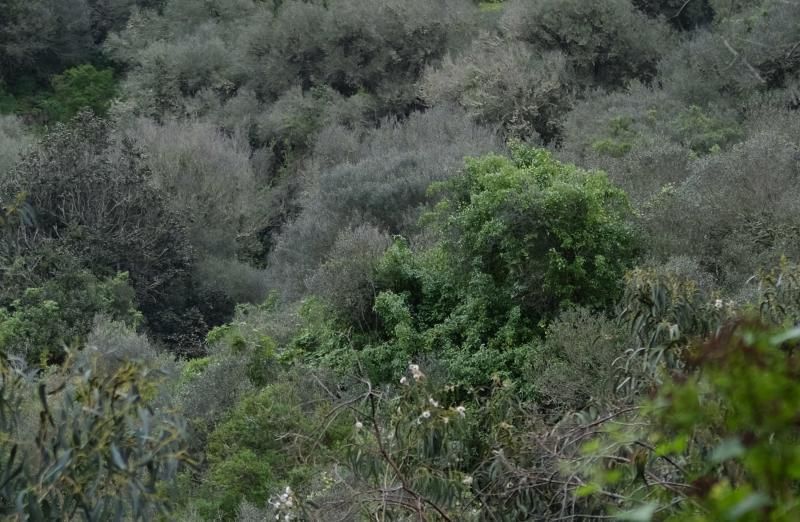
left=2, top=0, right=800, bottom=520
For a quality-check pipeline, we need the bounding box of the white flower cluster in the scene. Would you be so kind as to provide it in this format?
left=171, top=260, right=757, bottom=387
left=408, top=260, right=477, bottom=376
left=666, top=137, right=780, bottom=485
left=712, top=298, right=736, bottom=310
left=408, top=363, right=425, bottom=381
left=269, top=486, right=296, bottom=521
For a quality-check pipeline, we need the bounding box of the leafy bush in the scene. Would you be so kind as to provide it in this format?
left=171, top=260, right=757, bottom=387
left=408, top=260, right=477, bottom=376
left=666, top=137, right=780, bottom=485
left=0, top=270, right=139, bottom=364
left=340, top=145, right=639, bottom=387
left=434, top=144, right=638, bottom=319
left=1, top=112, right=206, bottom=355
left=40, top=64, right=117, bottom=122
left=194, top=372, right=350, bottom=519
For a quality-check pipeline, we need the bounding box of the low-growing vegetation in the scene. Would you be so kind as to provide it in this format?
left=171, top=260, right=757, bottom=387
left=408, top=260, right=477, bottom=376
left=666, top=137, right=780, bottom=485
left=2, top=0, right=800, bottom=519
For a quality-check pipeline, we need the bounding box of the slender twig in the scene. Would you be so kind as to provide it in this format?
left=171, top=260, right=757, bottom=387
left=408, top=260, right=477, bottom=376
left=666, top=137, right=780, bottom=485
left=634, top=440, right=688, bottom=475
left=671, top=0, right=695, bottom=20
left=722, top=38, right=767, bottom=84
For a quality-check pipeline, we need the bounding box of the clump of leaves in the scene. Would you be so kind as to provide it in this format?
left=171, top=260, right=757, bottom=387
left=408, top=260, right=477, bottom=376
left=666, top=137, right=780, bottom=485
left=580, top=320, right=800, bottom=521
left=0, top=350, right=190, bottom=520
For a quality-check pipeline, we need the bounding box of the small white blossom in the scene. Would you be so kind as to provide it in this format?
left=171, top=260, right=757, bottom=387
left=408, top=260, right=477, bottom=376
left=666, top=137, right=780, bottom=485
left=455, top=405, right=466, bottom=417
left=400, top=376, right=408, bottom=385
left=428, top=397, right=439, bottom=407
left=462, top=475, right=474, bottom=486
left=668, top=323, right=680, bottom=340
left=409, top=363, right=425, bottom=381
left=421, top=410, right=431, bottom=419
left=714, top=299, right=724, bottom=309
left=355, top=421, right=363, bottom=430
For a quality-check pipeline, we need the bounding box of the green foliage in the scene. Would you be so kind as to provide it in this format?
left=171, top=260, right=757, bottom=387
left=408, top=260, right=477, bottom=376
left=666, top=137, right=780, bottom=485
left=0, top=349, right=190, bottom=520
left=752, top=260, right=800, bottom=327
left=0, top=271, right=139, bottom=364
left=339, top=371, right=479, bottom=519
left=195, top=375, right=350, bottom=519
left=333, top=145, right=639, bottom=388
left=40, top=64, right=117, bottom=122
left=591, top=116, right=636, bottom=158
left=615, top=265, right=731, bottom=395
left=672, top=105, right=742, bottom=154
left=437, top=145, right=638, bottom=317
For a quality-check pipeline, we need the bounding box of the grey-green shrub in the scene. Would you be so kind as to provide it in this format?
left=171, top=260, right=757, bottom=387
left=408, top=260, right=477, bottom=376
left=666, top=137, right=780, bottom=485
left=641, top=127, right=800, bottom=285
left=557, top=83, right=744, bottom=201
left=306, top=224, right=392, bottom=329
left=127, top=117, right=258, bottom=258
left=109, top=0, right=475, bottom=122
left=420, top=36, right=573, bottom=142
left=501, top=0, right=671, bottom=87
left=530, top=307, right=627, bottom=411
left=242, top=0, right=474, bottom=109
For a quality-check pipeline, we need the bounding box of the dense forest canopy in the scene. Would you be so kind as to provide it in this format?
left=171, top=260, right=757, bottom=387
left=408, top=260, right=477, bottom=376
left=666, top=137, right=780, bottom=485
left=2, top=0, right=800, bottom=519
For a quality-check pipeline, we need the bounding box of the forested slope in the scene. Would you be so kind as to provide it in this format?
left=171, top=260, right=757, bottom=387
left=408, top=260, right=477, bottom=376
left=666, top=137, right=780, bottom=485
left=2, top=0, right=800, bottom=520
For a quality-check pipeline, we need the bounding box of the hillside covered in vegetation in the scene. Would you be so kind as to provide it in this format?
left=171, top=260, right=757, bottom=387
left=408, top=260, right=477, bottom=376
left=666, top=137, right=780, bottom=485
left=2, top=0, right=800, bottom=520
